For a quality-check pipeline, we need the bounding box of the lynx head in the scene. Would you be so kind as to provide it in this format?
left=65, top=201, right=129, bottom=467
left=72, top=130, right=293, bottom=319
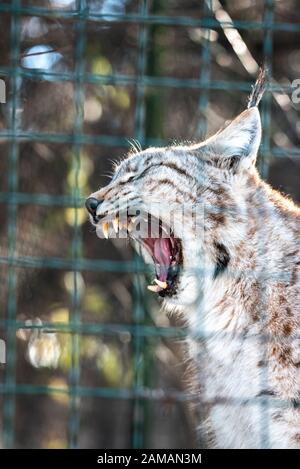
left=86, top=105, right=262, bottom=309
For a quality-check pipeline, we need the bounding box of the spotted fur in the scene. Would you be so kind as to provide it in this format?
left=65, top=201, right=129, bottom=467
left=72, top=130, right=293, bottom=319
left=88, top=104, right=300, bottom=448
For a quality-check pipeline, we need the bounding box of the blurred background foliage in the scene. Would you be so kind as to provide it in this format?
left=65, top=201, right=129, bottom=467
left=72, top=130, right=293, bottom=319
left=0, top=0, right=300, bottom=449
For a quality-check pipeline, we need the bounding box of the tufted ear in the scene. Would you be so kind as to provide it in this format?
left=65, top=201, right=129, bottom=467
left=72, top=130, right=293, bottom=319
left=206, top=107, right=262, bottom=171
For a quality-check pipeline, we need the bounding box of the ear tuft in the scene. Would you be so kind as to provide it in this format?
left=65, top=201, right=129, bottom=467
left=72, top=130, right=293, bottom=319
left=248, top=67, right=267, bottom=108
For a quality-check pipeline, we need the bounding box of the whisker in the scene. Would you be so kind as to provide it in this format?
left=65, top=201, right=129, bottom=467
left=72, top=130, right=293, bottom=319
left=127, top=138, right=143, bottom=154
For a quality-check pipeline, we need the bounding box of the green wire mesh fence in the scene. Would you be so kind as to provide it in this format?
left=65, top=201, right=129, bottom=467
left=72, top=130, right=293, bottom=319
left=0, top=0, right=299, bottom=449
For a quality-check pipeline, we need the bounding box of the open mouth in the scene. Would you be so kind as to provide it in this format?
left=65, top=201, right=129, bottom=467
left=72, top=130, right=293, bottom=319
left=141, top=227, right=182, bottom=297
left=98, top=212, right=182, bottom=297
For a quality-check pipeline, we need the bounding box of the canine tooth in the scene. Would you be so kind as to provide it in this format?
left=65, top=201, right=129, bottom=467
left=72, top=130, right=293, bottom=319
left=112, top=217, right=119, bottom=233
left=102, top=222, right=109, bottom=239
left=154, top=279, right=167, bottom=289
left=147, top=285, right=162, bottom=293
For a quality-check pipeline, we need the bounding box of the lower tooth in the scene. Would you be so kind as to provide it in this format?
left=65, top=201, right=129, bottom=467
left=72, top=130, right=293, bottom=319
left=147, top=285, right=162, bottom=293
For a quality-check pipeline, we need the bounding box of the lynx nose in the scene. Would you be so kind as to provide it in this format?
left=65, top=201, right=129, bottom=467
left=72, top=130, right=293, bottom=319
left=85, top=197, right=100, bottom=217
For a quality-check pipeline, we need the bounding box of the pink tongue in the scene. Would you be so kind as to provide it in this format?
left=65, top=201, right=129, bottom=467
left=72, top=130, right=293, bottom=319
left=153, top=238, right=172, bottom=282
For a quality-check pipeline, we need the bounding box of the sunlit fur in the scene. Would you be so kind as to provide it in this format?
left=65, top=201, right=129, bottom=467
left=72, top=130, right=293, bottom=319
left=88, top=107, right=300, bottom=448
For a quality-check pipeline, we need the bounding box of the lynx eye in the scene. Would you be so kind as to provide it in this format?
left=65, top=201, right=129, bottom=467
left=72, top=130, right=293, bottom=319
left=116, top=174, right=136, bottom=185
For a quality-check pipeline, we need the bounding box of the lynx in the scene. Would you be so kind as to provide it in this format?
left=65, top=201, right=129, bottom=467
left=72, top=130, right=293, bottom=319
left=86, top=71, right=300, bottom=448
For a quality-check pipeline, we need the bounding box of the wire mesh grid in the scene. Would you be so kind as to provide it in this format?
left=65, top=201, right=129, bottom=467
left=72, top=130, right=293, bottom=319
left=0, top=0, right=299, bottom=449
